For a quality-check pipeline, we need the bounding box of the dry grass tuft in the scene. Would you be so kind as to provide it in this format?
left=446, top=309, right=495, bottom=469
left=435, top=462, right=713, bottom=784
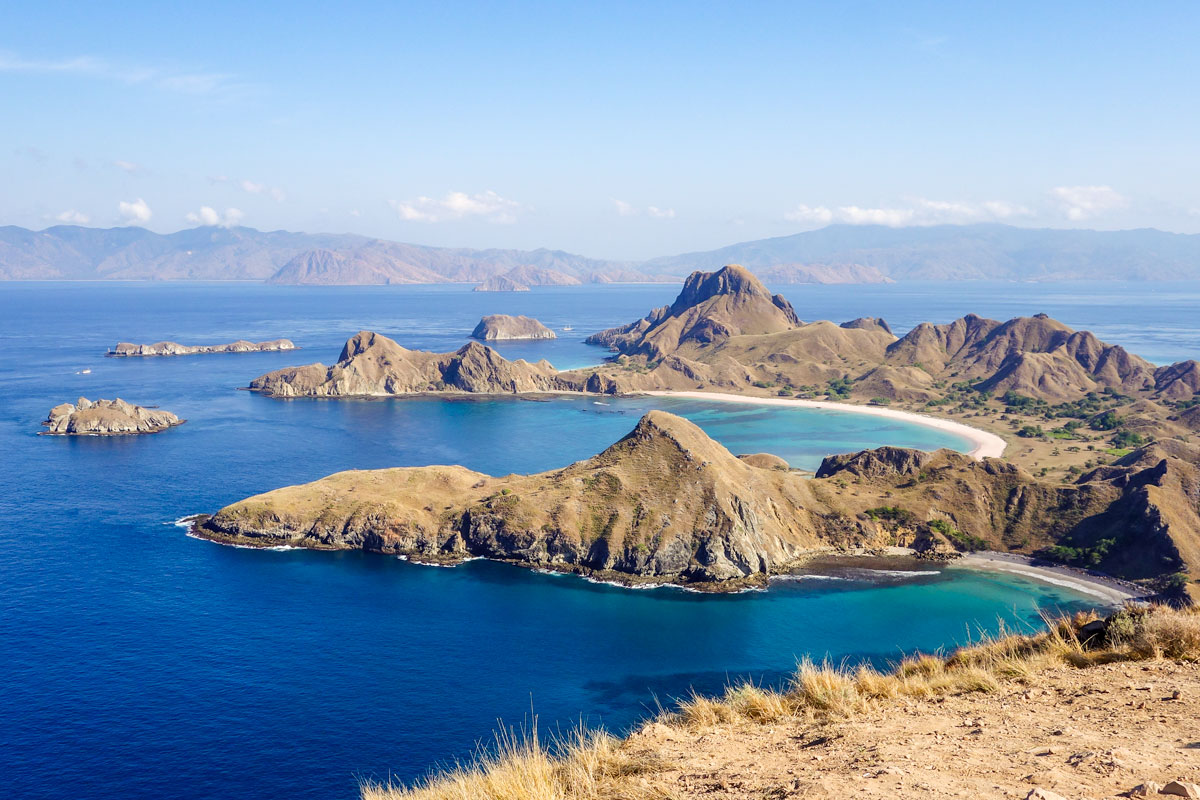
left=723, top=683, right=794, bottom=722
left=360, top=726, right=666, bottom=800
left=791, top=658, right=863, bottom=714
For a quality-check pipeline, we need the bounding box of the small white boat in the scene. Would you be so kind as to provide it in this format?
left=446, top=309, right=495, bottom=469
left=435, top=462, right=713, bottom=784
left=562, top=325, right=574, bottom=331
left=78, top=368, right=91, bottom=374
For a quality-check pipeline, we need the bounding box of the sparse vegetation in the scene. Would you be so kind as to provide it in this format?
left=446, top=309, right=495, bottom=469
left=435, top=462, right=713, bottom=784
left=362, top=606, right=1200, bottom=799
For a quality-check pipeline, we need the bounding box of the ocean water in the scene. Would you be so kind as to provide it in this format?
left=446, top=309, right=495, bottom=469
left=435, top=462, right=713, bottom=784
left=2, top=280, right=1195, bottom=800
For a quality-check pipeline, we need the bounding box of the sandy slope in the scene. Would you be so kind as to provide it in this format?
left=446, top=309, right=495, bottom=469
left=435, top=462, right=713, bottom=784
left=625, top=660, right=1200, bottom=799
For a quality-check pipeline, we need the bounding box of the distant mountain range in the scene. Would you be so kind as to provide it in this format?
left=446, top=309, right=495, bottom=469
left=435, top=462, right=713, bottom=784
left=2, top=222, right=1199, bottom=285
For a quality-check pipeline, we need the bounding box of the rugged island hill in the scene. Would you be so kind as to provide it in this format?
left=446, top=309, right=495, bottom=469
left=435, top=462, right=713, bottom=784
left=237, top=264, right=1199, bottom=595
left=195, top=410, right=1198, bottom=594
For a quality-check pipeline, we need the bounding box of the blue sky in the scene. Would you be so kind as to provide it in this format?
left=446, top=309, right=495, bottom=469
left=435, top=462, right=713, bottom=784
left=2, top=1, right=1198, bottom=258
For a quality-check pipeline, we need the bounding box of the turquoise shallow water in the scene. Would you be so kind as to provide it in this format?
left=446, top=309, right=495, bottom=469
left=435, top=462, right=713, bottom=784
left=0, top=282, right=1170, bottom=800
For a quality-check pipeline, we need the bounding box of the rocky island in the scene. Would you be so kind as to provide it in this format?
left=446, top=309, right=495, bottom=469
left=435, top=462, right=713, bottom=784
left=237, top=263, right=1199, bottom=598
left=472, top=274, right=530, bottom=292
left=194, top=410, right=1195, bottom=595
left=248, top=334, right=565, bottom=397
left=43, top=397, right=184, bottom=435
left=470, top=314, right=556, bottom=340
left=108, top=339, right=296, bottom=357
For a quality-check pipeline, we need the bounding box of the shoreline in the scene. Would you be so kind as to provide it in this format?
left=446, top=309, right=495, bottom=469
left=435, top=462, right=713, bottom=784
left=952, top=550, right=1143, bottom=606
left=639, top=390, right=1007, bottom=460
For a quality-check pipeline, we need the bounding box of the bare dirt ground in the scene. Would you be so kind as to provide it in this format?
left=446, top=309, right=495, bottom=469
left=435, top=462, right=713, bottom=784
left=625, top=661, right=1200, bottom=800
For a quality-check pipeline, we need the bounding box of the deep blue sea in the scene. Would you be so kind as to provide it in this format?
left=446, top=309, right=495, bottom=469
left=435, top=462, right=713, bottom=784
left=3, top=280, right=1198, bottom=800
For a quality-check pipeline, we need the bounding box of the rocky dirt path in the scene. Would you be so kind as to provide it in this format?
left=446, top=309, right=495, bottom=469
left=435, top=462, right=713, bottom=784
left=626, top=661, right=1200, bottom=799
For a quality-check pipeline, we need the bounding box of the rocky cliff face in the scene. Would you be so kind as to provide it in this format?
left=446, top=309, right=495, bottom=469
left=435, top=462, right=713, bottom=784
left=470, top=314, right=557, bottom=340
left=108, top=339, right=295, bottom=357
left=43, top=397, right=184, bottom=435
left=249, top=331, right=568, bottom=397
left=195, top=410, right=1200, bottom=588
left=586, top=265, right=800, bottom=359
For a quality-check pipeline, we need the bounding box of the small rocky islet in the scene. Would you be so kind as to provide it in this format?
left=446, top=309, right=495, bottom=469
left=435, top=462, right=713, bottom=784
left=470, top=314, right=556, bottom=340
left=107, top=339, right=296, bottom=357
left=43, top=397, right=184, bottom=435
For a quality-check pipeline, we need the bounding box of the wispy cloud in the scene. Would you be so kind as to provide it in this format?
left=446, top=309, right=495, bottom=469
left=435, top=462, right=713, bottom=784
left=117, top=198, right=152, bottom=224
left=185, top=206, right=243, bottom=227
left=786, top=197, right=1032, bottom=228
left=612, top=199, right=676, bottom=219
left=1051, top=185, right=1126, bottom=221
left=390, top=190, right=522, bottom=224
left=0, top=49, right=236, bottom=95
left=233, top=178, right=286, bottom=202
left=55, top=209, right=90, bottom=224
left=114, top=159, right=142, bottom=174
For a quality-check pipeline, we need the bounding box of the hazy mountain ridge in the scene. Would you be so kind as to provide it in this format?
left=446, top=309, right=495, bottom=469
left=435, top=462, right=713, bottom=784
left=643, top=223, right=1200, bottom=281
left=3, top=222, right=1200, bottom=283
left=0, top=225, right=639, bottom=284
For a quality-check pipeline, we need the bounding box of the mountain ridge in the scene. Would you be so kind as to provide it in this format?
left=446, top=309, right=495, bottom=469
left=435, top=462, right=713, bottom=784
left=4, top=222, right=1200, bottom=283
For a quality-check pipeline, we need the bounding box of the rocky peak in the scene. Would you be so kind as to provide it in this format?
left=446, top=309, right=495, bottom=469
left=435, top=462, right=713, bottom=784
left=338, top=330, right=402, bottom=361
left=669, top=264, right=800, bottom=323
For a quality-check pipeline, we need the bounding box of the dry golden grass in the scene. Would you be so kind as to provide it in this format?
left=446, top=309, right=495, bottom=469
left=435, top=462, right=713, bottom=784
left=362, top=604, right=1200, bottom=800
left=361, top=726, right=667, bottom=800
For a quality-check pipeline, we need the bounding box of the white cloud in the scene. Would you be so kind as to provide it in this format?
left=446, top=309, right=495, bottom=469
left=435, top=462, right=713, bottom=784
left=55, top=209, right=90, bottom=224
left=117, top=198, right=152, bottom=224
left=185, top=206, right=244, bottom=227
left=236, top=179, right=285, bottom=202
left=1051, top=185, right=1127, bottom=220
left=647, top=206, right=676, bottom=219
left=390, top=190, right=522, bottom=224
left=786, top=197, right=1033, bottom=228
left=113, top=159, right=141, bottom=174
left=0, top=50, right=233, bottom=95
left=784, top=204, right=835, bottom=224
left=613, top=199, right=637, bottom=217
left=837, top=205, right=916, bottom=226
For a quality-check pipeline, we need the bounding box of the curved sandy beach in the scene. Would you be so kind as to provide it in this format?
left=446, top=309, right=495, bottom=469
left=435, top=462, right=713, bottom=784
left=640, top=390, right=1007, bottom=460
left=953, top=551, right=1143, bottom=606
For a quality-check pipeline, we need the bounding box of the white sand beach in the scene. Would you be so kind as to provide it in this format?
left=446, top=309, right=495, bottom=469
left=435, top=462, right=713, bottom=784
left=640, top=390, right=1007, bottom=460
left=954, top=551, right=1143, bottom=606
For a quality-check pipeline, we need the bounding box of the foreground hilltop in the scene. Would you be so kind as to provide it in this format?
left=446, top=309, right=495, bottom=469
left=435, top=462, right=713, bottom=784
left=196, top=411, right=1197, bottom=594
left=363, top=605, right=1200, bottom=800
